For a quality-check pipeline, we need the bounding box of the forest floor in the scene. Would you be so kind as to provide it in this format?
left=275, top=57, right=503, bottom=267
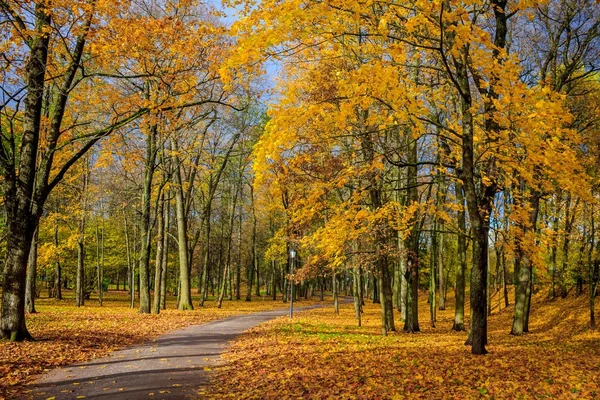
left=0, top=289, right=321, bottom=399
left=207, top=289, right=600, bottom=399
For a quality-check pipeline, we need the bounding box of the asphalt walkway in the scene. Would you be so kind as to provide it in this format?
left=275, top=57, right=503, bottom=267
left=27, top=306, right=315, bottom=399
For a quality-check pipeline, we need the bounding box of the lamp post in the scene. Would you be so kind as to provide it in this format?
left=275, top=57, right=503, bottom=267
left=289, top=248, right=296, bottom=319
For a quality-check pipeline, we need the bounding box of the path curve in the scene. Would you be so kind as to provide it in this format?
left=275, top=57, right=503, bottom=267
left=25, top=304, right=324, bottom=400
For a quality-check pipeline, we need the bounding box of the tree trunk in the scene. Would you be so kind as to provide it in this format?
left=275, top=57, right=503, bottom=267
left=438, top=227, right=445, bottom=311
left=245, top=257, right=254, bottom=302
left=549, top=198, right=559, bottom=299
left=453, top=181, right=467, bottom=331
left=218, top=184, right=239, bottom=308
left=199, top=205, right=212, bottom=307
left=524, top=276, right=533, bottom=332
left=139, top=124, right=157, bottom=314
left=560, top=193, right=577, bottom=298
left=353, top=267, right=362, bottom=327
left=1, top=216, right=37, bottom=341
left=246, top=185, right=258, bottom=302
left=400, top=252, right=407, bottom=322
left=76, top=228, right=86, bottom=308
left=377, top=258, right=394, bottom=335
left=437, top=177, right=447, bottom=311
left=161, top=195, right=170, bottom=310
left=454, top=46, right=493, bottom=354
left=75, top=168, right=89, bottom=308
left=502, top=250, right=509, bottom=308
left=371, top=275, right=379, bottom=303
left=487, top=251, right=492, bottom=317
left=95, top=218, right=103, bottom=306
left=124, top=211, right=134, bottom=308
left=358, top=116, right=394, bottom=334
left=172, top=140, right=193, bottom=310
left=429, top=221, right=437, bottom=328
left=272, top=260, right=277, bottom=301
left=0, top=2, right=49, bottom=342
left=457, top=84, right=491, bottom=354
left=255, top=260, right=261, bottom=297
left=25, top=228, right=39, bottom=314
left=403, top=134, right=420, bottom=333
left=53, top=218, right=62, bottom=300
left=511, top=194, right=540, bottom=335
left=153, top=193, right=165, bottom=314
left=236, top=213, right=242, bottom=300
left=333, top=273, right=339, bottom=314
left=591, top=260, right=599, bottom=330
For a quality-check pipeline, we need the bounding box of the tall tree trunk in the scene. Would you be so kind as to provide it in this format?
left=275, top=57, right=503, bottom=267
left=161, top=194, right=170, bottom=310
left=487, top=251, right=492, bottom=316
left=549, top=196, right=560, bottom=299
left=560, top=193, right=577, bottom=298
left=453, top=40, right=496, bottom=354
left=453, top=182, right=467, bottom=331
left=591, top=259, right=599, bottom=330
left=153, top=193, right=165, bottom=314
left=393, top=245, right=401, bottom=313
left=438, top=227, right=445, bottom=310
left=246, top=256, right=254, bottom=302
left=53, top=218, right=62, bottom=300
left=139, top=124, right=157, bottom=314
left=371, top=275, right=379, bottom=303
left=272, top=260, right=277, bottom=301
left=393, top=167, right=406, bottom=318
left=76, top=168, right=89, bottom=308
left=358, top=115, right=394, bottom=334
left=253, top=188, right=259, bottom=299
left=124, top=211, right=134, bottom=308
left=502, top=250, right=509, bottom=308
left=245, top=185, right=258, bottom=301
left=403, top=137, right=420, bottom=333
left=430, top=220, right=437, bottom=328
left=25, top=228, right=39, bottom=314
left=353, top=267, right=362, bottom=327
left=96, top=218, right=103, bottom=306
left=236, top=209, right=243, bottom=300
left=218, top=184, right=239, bottom=308
left=512, top=193, right=540, bottom=335
left=333, top=273, right=339, bottom=314
left=255, top=260, right=261, bottom=297
left=0, top=2, right=50, bottom=342
left=591, top=203, right=598, bottom=329
left=199, top=204, right=212, bottom=307
left=437, top=176, right=447, bottom=311
left=172, top=140, right=193, bottom=310
left=437, top=228, right=447, bottom=310
left=455, top=71, right=492, bottom=354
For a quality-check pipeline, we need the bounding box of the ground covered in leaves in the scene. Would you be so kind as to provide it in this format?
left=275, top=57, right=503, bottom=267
left=208, top=290, right=600, bottom=399
left=0, top=290, right=316, bottom=399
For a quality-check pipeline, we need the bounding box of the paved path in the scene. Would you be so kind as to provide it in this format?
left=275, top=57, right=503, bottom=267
left=26, top=305, right=322, bottom=400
